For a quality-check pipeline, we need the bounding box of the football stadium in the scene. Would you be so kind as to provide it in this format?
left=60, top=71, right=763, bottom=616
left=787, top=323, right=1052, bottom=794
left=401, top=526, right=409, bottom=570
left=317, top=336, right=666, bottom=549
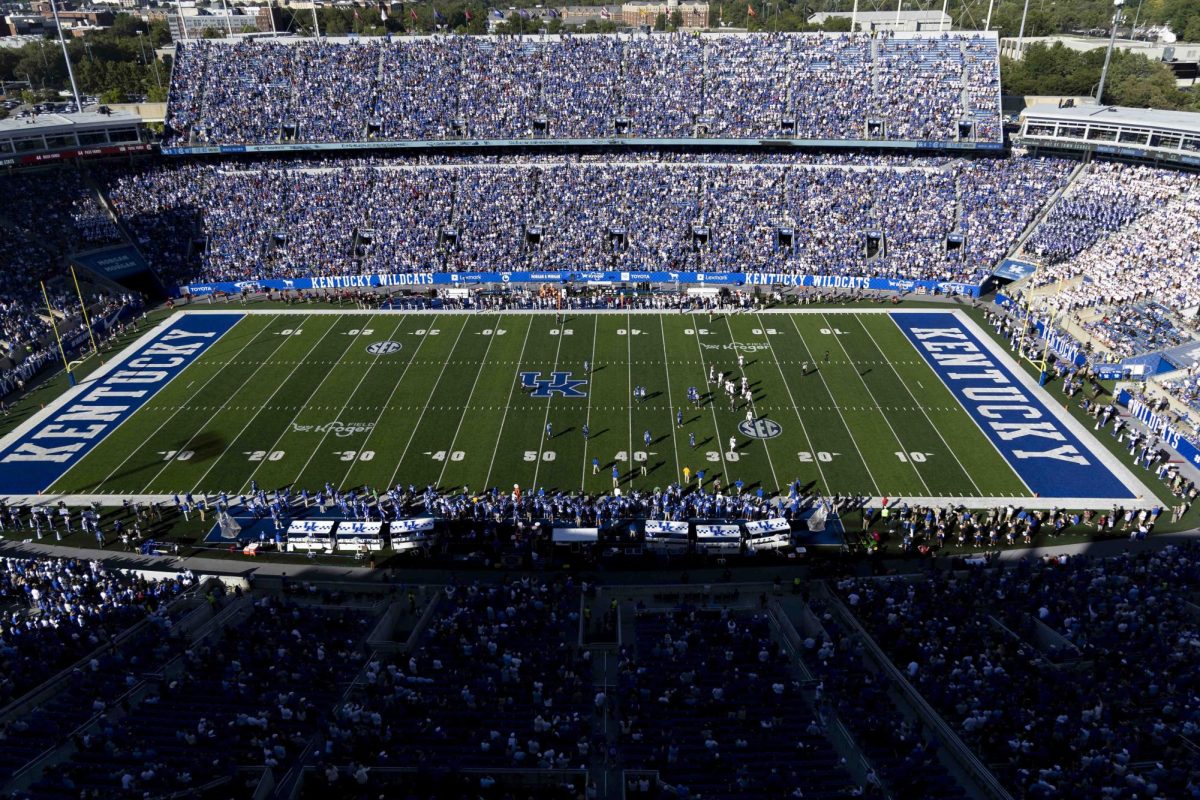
left=1, top=18, right=1200, bottom=800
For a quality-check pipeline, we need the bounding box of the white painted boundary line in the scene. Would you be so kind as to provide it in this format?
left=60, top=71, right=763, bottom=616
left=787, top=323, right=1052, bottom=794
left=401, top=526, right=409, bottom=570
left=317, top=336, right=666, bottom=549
left=483, top=317, right=535, bottom=491
left=856, top=317, right=983, bottom=496
left=885, top=313, right=1033, bottom=498
left=820, top=311, right=931, bottom=495
left=2, top=492, right=1162, bottom=513
left=177, top=307, right=930, bottom=316
left=5, top=307, right=1159, bottom=509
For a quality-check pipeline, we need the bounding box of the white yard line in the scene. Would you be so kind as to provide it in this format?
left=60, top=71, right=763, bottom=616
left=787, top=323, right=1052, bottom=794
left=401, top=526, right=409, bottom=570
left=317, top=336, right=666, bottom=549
left=784, top=314, right=881, bottom=494
left=99, top=317, right=277, bottom=494
left=243, top=315, right=409, bottom=494
left=387, top=317, right=473, bottom=489
left=579, top=315, right=599, bottom=491
left=0, top=314, right=193, bottom=457
left=288, top=316, right=408, bottom=491
left=857, top=317, right=984, bottom=496
left=819, top=312, right=931, bottom=495
left=336, top=321, right=436, bottom=490
left=657, top=315, right=683, bottom=491
left=531, top=316, right=569, bottom=491
left=435, top=322, right=502, bottom=489
left=483, top=317, right=535, bottom=490
left=724, top=315, right=781, bottom=493
left=190, top=315, right=344, bottom=493
left=689, top=313, right=728, bottom=487
left=754, top=312, right=832, bottom=494
left=137, top=319, right=298, bottom=494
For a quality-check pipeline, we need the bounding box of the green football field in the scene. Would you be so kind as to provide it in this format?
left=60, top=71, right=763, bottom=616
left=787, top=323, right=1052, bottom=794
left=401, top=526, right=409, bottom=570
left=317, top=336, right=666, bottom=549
left=47, top=309, right=1036, bottom=500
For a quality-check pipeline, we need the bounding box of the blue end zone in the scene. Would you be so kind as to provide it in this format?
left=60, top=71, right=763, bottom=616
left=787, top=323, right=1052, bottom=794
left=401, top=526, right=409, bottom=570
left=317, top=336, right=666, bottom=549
left=0, top=313, right=243, bottom=495
left=891, top=311, right=1135, bottom=500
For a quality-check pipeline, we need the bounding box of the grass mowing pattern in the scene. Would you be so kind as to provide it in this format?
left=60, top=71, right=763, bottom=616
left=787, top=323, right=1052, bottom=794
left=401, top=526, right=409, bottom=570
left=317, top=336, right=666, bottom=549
left=49, top=312, right=1031, bottom=500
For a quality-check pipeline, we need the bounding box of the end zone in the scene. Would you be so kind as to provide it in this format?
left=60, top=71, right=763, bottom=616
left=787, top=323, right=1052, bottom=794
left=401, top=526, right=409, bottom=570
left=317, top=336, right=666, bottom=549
left=891, top=309, right=1154, bottom=505
left=0, top=312, right=243, bottom=498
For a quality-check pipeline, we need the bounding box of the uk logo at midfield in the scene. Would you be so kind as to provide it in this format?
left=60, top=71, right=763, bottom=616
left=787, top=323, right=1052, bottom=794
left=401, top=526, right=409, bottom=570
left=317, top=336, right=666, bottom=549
left=521, top=371, right=588, bottom=398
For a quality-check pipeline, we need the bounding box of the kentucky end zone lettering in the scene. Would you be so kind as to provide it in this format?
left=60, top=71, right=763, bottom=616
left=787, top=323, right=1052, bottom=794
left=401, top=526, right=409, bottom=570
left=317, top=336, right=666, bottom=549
left=891, top=312, right=1135, bottom=500
left=0, top=313, right=243, bottom=495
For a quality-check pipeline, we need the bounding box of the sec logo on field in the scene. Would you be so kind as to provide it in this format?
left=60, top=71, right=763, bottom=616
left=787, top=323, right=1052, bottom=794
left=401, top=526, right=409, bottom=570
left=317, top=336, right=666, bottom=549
left=366, top=341, right=402, bottom=355
left=738, top=418, right=782, bottom=439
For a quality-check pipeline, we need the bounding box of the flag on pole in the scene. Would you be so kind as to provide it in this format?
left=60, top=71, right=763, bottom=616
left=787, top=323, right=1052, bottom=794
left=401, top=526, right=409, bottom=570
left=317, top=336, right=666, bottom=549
left=353, top=8, right=360, bottom=21
left=433, top=7, right=446, bottom=22
left=491, top=7, right=504, bottom=17
left=409, top=7, right=418, bottom=20
left=518, top=8, right=529, bottom=17
left=465, top=7, right=473, bottom=20
left=746, top=3, right=757, bottom=17
left=380, top=2, right=387, bottom=21
left=600, top=6, right=610, bottom=18
left=547, top=7, right=558, bottom=17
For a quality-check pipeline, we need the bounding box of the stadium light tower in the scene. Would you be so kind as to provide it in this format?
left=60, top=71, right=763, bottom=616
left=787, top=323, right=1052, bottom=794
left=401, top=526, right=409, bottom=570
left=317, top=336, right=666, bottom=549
left=1096, top=0, right=1125, bottom=105
left=47, top=0, right=82, bottom=114
left=1017, top=0, right=1031, bottom=50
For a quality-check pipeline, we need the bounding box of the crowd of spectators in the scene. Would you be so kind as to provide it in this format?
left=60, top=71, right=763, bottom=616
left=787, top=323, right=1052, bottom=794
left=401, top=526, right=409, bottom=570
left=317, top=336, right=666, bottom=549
left=838, top=544, right=1200, bottom=799
left=1025, top=163, right=1200, bottom=314
left=318, top=578, right=587, bottom=780
left=0, top=556, right=194, bottom=706
left=0, top=169, right=139, bottom=402
left=615, top=607, right=860, bottom=797
left=98, top=154, right=1073, bottom=287
left=30, top=594, right=374, bottom=797
left=164, top=32, right=1002, bottom=145
left=1080, top=303, right=1197, bottom=361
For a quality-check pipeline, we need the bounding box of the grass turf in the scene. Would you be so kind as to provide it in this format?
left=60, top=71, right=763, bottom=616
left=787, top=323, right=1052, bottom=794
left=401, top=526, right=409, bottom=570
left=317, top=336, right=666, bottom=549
left=47, top=310, right=1037, bottom=501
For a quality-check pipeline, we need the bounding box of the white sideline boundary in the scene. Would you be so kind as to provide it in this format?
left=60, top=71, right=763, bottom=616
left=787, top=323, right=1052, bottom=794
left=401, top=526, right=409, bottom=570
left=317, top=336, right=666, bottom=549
left=0, top=308, right=1161, bottom=509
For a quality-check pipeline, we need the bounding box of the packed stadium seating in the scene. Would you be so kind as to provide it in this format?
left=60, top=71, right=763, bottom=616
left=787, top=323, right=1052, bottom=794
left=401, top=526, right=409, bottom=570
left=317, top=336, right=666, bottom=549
left=0, top=556, right=194, bottom=707
left=0, top=171, right=143, bottom=401
left=616, top=607, right=858, bottom=798
left=837, top=545, right=1200, bottom=799
left=98, top=154, right=1073, bottom=287
left=164, top=32, right=1002, bottom=146
left=1024, top=162, right=1200, bottom=314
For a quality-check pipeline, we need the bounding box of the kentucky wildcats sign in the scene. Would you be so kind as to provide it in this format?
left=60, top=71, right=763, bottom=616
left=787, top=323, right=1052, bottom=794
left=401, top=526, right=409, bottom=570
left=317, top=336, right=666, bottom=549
left=521, top=371, right=588, bottom=398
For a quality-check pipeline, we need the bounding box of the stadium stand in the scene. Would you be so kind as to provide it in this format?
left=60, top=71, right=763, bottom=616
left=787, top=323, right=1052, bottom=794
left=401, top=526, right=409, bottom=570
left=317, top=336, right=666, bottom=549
left=162, top=32, right=1002, bottom=146
left=1024, top=162, right=1200, bottom=314
left=97, top=154, right=1073, bottom=286
left=837, top=545, right=1200, bottom=799
left=0, top=556, right=194, bottom=707
left=616, top=606, right=858, bottom=798
left=0, top=171, right=144, bottom=403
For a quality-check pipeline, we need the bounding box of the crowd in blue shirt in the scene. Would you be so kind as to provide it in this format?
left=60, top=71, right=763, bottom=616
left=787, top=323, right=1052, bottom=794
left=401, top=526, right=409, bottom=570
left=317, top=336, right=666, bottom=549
left=164, top=32, right=1002, bottom=146
left=98, top=153, right=1072, bottom=286
left=0, top=556, right=193, bottom=706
